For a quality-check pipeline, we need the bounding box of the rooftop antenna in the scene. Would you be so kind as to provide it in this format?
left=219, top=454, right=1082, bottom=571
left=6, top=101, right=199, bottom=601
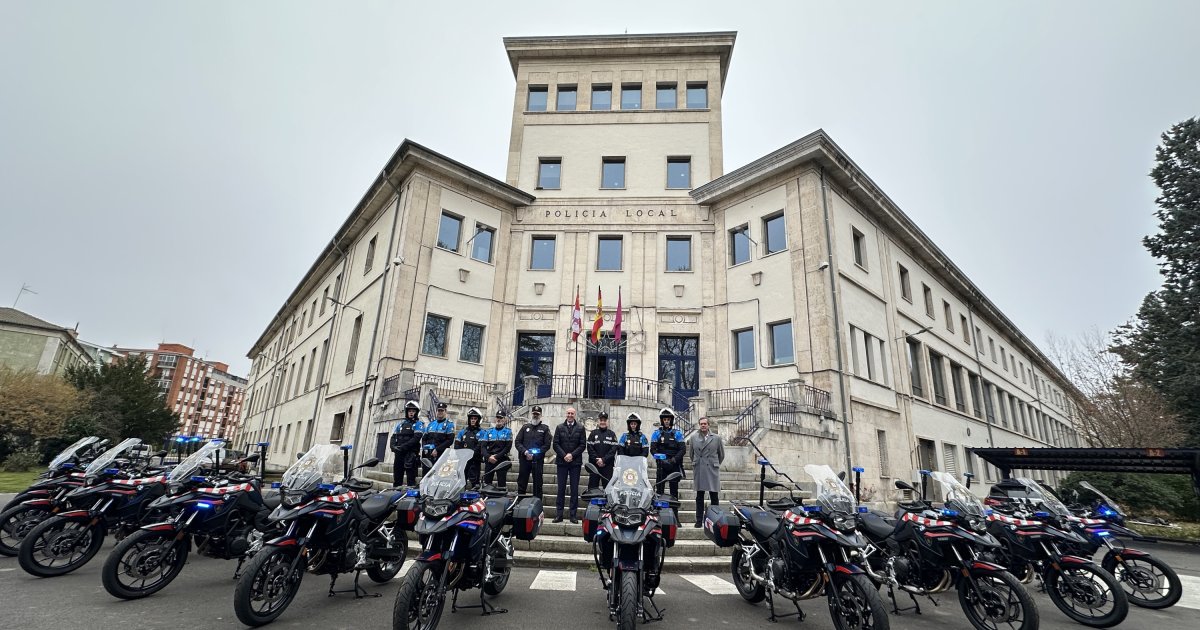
left=12, top=283, right=37, bottom=308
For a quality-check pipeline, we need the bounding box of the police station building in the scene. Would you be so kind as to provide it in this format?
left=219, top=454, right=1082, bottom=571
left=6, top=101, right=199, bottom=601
left=237, top=32, right=1083, bottom=491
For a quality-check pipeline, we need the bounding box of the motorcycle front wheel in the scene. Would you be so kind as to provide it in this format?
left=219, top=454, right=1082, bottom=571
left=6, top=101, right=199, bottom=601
left=829, top=573, right=890, bottom=630
left=617, top=570, right=639, bottom=630
left=101, top=528, right=190, bottom=599
left=234, top=545, right=304, bottom=627
left=1103, top=551, right=1182, bottom=609
left=0, top=503, right=51, bottom=556
left=17, top=515, right=105, bottom=577
left=393, top=560, right=445, bottom=630
left=1045, top=564, right=1128, bottom=628
left=730, top=546, right=766, bottom=603
left=957, top=569, right=1039, bottom=630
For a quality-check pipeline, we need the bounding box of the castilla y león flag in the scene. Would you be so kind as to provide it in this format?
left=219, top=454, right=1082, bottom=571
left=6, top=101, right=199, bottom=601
left=570, top=289, right=582, bottom=341
left=591, top=287, right=604, bottom=344
left=613, top=287, right=623, bottom=343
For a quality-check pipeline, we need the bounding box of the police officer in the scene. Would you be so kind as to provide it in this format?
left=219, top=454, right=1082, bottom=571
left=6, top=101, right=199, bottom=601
left=389, top=400, right=424, bottom=487
left=552, top=407, right=586, bottom=523
left=421, top=402, right=455, bottom=473
left=586, top=412, right=618, bottom=490
left=618, top=412, right=649, bottom=456
left=651, top=408, right=685, bottom=497
left=514, top=405, right=551, bottom=500
left=455, top=407, right=486, bottom=488
left=483, top=410, right=512, bottom=488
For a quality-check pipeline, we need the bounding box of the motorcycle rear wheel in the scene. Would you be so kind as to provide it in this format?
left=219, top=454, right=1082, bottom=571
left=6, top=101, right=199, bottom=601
left=0, top=503, right=51, bottom=556
left=958, top=569, right=1039, bottom=630
left=730, top=547, right=766, bottom=603
left=1102, top=551, right=1182, bottom=609
left=1045, top=564, right=1128, bottom=628
left=829, top=573, right=889, bottom=630
left=393, top=560, right=445, bottom=630
left=102, top=528, right=190, bottom=599
left=617, top=570, right=639, bottom=630
left=234, top=546, right=304, bottom=627
left=482, top=549, right=511, bottom=596
left=17, top=515, right=105, bottom=577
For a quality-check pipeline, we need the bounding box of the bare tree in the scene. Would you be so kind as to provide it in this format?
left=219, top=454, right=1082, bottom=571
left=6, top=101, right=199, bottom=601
left=1046, top=329, right=1186, bottom=448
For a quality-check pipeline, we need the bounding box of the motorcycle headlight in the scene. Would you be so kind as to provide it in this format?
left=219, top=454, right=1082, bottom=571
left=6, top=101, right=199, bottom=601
left=969, top=518, right=986, bottom=532
left=614, top=509, right=643, bottom=527
left=282, top=490, right=309, bottom=508
left=833, top=514, right=855, bottom=532
left=424, top=501, right=451, bottom=518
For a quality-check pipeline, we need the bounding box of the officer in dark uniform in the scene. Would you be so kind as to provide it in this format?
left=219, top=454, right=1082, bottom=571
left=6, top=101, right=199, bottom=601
left=514, top=405, right=551, bottom=500
left=421, top=402, right=455, bottom=474
left=483, top=410, right=512, bottom=488
left=389, top=400, right=424, bottom=487
left=552, top=407, right=586, bottom=523
left=455, top=407, right=486, bottom=488
left=651, top=407, right=685, bottom=497
left=586, top=412, right=618, bottom=490
left=618, top=412, right=649, bottom=457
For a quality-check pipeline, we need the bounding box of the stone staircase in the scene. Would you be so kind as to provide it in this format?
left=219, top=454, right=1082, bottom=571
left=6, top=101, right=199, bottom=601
left=363, top=460, right=809, bottom=573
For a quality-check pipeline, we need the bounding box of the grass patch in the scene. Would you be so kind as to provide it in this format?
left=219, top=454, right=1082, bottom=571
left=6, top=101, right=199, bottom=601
left=1131, top=521, right=1200, bottom=543
left=0, top=470, right=42, bottom=493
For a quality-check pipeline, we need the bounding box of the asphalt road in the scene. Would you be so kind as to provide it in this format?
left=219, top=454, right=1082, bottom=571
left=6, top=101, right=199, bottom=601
left=2, top=493, right=1197, bottom=629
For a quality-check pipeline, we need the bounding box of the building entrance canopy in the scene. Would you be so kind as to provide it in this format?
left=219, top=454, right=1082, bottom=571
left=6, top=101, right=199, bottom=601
left=970, top=447, right=1200, bottom=495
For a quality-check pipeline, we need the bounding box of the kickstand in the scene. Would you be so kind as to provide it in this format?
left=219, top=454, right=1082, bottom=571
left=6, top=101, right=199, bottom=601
left=232, top=556, right=246, bottom=580
left=450, top=587, right=508, bottom=616
left=641, top=593, right=664, bottom=623
left=764, top=589, right=803, bottom=623
left=328, top=570, right=379, bottom=599
left=887, top=586, right=923, bottom=615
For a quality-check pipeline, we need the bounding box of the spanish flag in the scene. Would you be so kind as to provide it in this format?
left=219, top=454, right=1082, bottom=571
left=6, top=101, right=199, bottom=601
left=591, top=287, right=604, bottom=344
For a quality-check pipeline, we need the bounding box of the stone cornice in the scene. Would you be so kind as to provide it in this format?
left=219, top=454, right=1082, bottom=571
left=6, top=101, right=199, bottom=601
left=503, top=32, right=737, bottom=86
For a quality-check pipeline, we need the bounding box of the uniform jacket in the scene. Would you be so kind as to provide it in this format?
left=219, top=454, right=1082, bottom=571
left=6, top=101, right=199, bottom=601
left=552, top=420, right=586, bottom=464
left=455, top=425, right=485, bottom=460
left=687, top=431, right=725, bottom=493
left=515, top=422, right=552, bottom=456
left=484, top=427, right=513, bottom=460
left=422, top=418, right=455, bottom=456
left=390, top=419, right=425, bottom=456
left=618, top=431, right=649, bottom=457
left=651, top=427, right=686, bottom=466
left=586, top=428, right=618, bottom=467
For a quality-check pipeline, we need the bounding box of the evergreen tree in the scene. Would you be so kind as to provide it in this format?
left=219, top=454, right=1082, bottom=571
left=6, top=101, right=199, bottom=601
left=64, top=355, right=179, bottom=444
left=1114, top=118, right=1200, bottom=444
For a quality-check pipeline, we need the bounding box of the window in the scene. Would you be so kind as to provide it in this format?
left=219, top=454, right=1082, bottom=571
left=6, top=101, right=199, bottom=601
left=295, top=357, right=304, bottom=397
left=989, top=337, right=997, bottom=362
left=943, top=443, right=959, bottom=477
left=686, top=82, right=708, bottom=108
left=929, top=351, right=947, bottom=405
left=597, top=236, right=623, bottom=271
left=907, top=339, right=924, bottom=398
left=1020, top=361, right=1026, bottom=383
left=308, top=303, right=314, bottom=327
left=667, top=157, right=691, bottom=189
left=969, top=373, right=983, bottom=418
left=620, top=83, right=641, bottom=109
left=851, top=228, right=866, bottom=268
left=974, top=326, right=982, bottom=347
left=304, top=347, right=316, bottom=391
left=363, top=235, right=377, bottom=274
left=769, top=320, right=794, bottom=365
left=470, top=224, right=495, bottom=263
left=1012, top=398, right=1023, bottom=433
left=601, top=157, right=625, bottom=188
left=556, top=85, right=577, bottom=111
left=320, top=287, right=329, bottom=315
left=537, top=158, right=561, bottom=189
left=982, top=382, right=997, bottom=424
left=529, top=236, right=556, bottom=270
left=950, top=363, right=966, bottom=412
left=729, top=225, right=751, bottom=265
left=898, top=264, right=912, bottom=302
left=733, top=328, right=755, bottom=370
left=437, top=212, right=463, bottom=252
left=877, top=430, right=890, bottom=476
left=330, top=412, right=346, bottom=442
left=849, top=325, right=888, bottom=386
left=1001, top=348, right=1008, bottom=371
left=763, top=212, right=786, bottom=254
left=591, top=84, right=611, bottom=110
left=964, top=449, right=976, bottom=476
left=459, top=322, right=484, bottom=363
left=345, top=315, right=363, bottom=373
left=923, top=284, right=934, bottom=318
left=997, top=388, right=1009, bottom=427
left=961, top=315, right=970, bottom=343
left=421, top=314, right=450, bottom=357
left=656, top=82, right=676, bottom=109
left=527, top=85, right=547, bottom=111
left=944, top=302, right=954, bottom=332
left=666, top=236, right=692, bottom=271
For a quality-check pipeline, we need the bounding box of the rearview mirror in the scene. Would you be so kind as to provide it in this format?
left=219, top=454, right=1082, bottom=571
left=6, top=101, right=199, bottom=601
left=664, top=471, right=683, bottom=483
left=244, top=453, right=261, bottom=463
left=359, top=457, right=380, bottom=469
left=895, top=480, right=916, bottom=492
left=761, top=480, right=785, bottom=489
left=488, top=461, right=513, bottom=474
left=584, top=462, right=600, bottom=476
left=421, top=458, right=434, bottom=469
left=838, top=471, right=847, bottom=481
left=296, top=453, right=304, bottom=460
left=154, top=450, right=169, bottom=459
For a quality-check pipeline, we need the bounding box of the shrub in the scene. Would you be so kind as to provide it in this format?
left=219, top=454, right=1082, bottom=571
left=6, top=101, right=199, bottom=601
left=1, top=450, right=43, bottom=472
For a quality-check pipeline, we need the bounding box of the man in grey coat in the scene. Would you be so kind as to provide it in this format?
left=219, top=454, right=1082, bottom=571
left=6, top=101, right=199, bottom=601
left=687, top=417, right=725, bottom=527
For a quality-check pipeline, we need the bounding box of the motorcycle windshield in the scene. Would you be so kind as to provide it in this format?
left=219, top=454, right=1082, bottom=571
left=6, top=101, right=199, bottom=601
left=84, top=438, right=143, bottom=476
left=48, top=436, right=100, bottom=469
left=606, top=455, right=654, bottom=510
left=804, top=464, right=856, bottom=518
left=420, top=448, right=471, bottom=500
left=1079, top=481, right=1124, bottom=516
left=1015, top=477, right=1070, bottom=517
left=931, top=471, right=984, bottom=517
left=282, top=444, right=344, bottom=488
left=168, top=440, right=225, bottom=482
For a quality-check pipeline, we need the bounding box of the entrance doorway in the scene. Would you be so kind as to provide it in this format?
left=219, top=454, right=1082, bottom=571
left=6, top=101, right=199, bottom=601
left=585, top=334, right=627, bottom=399
left=513, top=333, right=555, bottom=405
left=917, top=438, right=938, bottom=472
left=658, top=336, right=699, bottom=410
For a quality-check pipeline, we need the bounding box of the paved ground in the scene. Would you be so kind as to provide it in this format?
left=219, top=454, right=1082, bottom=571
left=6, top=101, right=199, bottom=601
left=3, top=494, right=1198, bottom=629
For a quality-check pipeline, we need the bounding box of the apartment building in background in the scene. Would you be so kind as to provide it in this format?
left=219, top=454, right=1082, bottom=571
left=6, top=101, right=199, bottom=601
left=121, top=343, right=247, bottom=440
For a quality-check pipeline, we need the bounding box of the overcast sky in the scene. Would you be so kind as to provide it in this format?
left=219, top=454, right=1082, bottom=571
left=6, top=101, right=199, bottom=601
left=2, top=1, right=1197, bottom=375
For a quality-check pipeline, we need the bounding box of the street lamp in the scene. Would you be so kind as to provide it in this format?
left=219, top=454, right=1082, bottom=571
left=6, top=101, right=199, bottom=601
left=326, top=296, right=364, bottom=316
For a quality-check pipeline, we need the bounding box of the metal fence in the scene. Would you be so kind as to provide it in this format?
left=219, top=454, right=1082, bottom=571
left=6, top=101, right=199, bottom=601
left=709, top=383, right=792, bottom=410
left=727, top=397, right=762, bottom=446
left=798, top=384, right=834, bottom=416
left=380, top=375, right=401, bottom=399
left=415, top=372, right=491, bottom=402
left=624, top=377, right=660, bottom=405
left=768, top=397, right=802, bottom=428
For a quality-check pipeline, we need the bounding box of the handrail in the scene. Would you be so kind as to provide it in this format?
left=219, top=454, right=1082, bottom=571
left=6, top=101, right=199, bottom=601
left=727, top=398, right=762, bottom=446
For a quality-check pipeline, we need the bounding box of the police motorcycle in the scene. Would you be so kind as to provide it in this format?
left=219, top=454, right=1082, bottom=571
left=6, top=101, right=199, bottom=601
left=18, top=438, right=172, bottom=577
left=579, top=454, right=681, bottom=630
left=0, top=437, right=107, bottom=555
left=99, top=440, right=274, bottom=599
left=233, top=444, right=408, bottom=627
left=705, top=462, right=889, bottom=630
left=983, top=477, right=1128, bottom=628
left=1058, top=480, right=1181, bottom=609
left=856, top=469, right=1039, bottom=630
left=392, top=448, right=542, bottom=630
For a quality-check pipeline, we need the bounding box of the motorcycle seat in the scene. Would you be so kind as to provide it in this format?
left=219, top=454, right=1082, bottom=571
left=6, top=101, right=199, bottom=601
left=261, top=489, right=281, bottom=510
left=485, top=498, right=511, bottom=530
left=858, top=511, right=896, bottom=541
left=360, top=491, right=398, bottom=520
left=748, top=510, right=782, bottom=538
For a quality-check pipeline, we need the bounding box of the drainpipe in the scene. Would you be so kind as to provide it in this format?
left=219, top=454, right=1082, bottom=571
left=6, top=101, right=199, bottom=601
left=965, top=302, right=995, bottom=451
left=818, top=168, right=855, bottom=475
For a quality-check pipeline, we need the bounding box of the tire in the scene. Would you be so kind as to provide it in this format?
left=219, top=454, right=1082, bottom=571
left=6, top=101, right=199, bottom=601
left=829, top=572, right=890, bottom=630
left=17, top=515, right=105, bottom=578
left=234, top=546, right=304, bottom=627
left=393, top=561, right=445, bottom=630
left=368, top=530, right=409, bottom=584
left=730, top=546, right=766, bottom=603
left=481, top=548, right=511, bottom=597
left=1045, top=564, right=1128, bottom=628
left=617, top=570, right=639, bottom=630
left=0, top=504, right=51, bottom=556
left=958, top=569, right=1039, bottom=630
left=1102, top=551, right=1182, bottom=609
left=101, top=529, right=190, bottom=599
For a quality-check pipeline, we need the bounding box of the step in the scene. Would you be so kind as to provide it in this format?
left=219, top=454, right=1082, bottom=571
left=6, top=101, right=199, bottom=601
left=537, top=521, right=713, bottom=540
left=363, top=470, right=795, bottom=493
left=400, top=539, right=729, bottom=573
left=513, top=535, right=730, bottom=557
left=377, top=462, right=771, bottom=483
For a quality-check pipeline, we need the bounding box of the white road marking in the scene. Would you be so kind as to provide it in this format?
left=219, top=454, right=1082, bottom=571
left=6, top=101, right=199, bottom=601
left=530, top=569, right=577, bottom=591
left=0, top=568, right=14, bottom=572
left=1177, top=574, right=1200, bottom=610
left=681, top=574, right=738, bottom=595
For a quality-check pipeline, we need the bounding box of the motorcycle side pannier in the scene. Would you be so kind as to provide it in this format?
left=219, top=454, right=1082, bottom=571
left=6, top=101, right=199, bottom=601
left=582, top=502, right=602, bottom=542
left=658, top=506, right=679, bottom=547
left=394, top=495, right=420, bottom=529
left=702, top=505, right=740, bottom=547
left=512, top=496, right=544, bottom=541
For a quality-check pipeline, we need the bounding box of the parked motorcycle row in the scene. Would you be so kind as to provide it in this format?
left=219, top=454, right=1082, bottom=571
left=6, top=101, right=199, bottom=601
left=0, top=437, right=1187, bottom=630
